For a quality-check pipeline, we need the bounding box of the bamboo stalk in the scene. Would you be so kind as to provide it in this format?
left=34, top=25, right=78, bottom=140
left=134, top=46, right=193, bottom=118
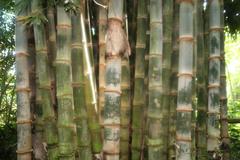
left=219, top=1, right=230, bottom=159
left=98, top=0, right=108, bottom=134
left=56, top=6, right=75, bottom=159
left=176, top=1, right=194, bottom=160
left=80, top=13, right=102, bottom=160
left=31, top=1, right=59, bottom=159
left=147, top=0, right=164, bottom=159
left=71, top=0, right=92, bottom=159
left=168, top=2, right=179, bottom=159
left=103, top=0, right=128, bottom=159
left=207, top=0, right=221, bottom=158
left=80, top=2, right=102, bottom=157
left=195, top=0, right=208, bottom=160
left=15, top=0, right=32, bottom=159
left=27, top=26, right=46, bottom=159
left=131, top=0, right=147, bottom=159
left=120, top=57, right=131, bottom=160
left=162, top=0, right=174, bottom=159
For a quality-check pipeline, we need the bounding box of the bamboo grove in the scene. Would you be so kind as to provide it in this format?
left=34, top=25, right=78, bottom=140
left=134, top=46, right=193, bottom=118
left=15, top=0, right=230, bottom=160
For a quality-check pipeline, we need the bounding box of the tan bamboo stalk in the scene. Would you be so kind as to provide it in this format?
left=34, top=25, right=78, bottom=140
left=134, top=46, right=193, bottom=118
left=15, top=0, right=32, bottom=159
left=56, top=5, right=75, bottom=159
left=219, top=1, right=230, bottom=159
left=103, top=0, right=130, bottom=159
left=168, top=2, right=179, bottom=159
left=207, top=0, right=221, bottom=158
left=131, top=0, right=147, bottom=159
left=176, top=1, right=194, bottom=160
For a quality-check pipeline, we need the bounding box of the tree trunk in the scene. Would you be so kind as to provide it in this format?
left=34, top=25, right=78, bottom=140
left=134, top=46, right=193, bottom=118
left=15, top=0, right=32, bottom=159
left=176, top=1, right=194, bottom=160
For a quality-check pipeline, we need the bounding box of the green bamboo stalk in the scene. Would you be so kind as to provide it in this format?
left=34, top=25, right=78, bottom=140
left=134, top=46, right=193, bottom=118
left=71, top=0, right=92, bottom=159
left=131, top=0, right=147, bottom=159
left=120, top=57, right=131, bottom=160
left=15, top=0, right=32, bottom=159
left=56, top=5, right=75, bottom=159
left=168, top=2, right=179, bottom=160
left=147, top=0, right=164, bottom=159
left=98, top=0, right=108, bottom=132
left=103, top=0, right=127, bottom=159
left=196, top=0, right=208, bottom=159
left=219, top=1, right=230, bottom=159
left=47, top=2, right=57, bottom=113
left=207, top=0, right=221, bottom=158
left=31, top=1, right=59, bottom=159
left=27, top=26, right=46, bottom=160
left=176, top=1, right=194, bottom=160
left=162, top=0, right=173, bottom=159
left=80, top=11, right=102, bottom=160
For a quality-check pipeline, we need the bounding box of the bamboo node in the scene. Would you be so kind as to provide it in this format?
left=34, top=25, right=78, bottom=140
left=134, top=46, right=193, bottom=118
left=103, top=151, right=120, bottom=155
left=208, top=84, right=220, bottom=89
left=150, top=20, right=163, bottom=25
left=136, top=43, right=146, bottom=49
left=209, top=26, right=224, bottom=32
left=99, top=41, right=106, bottom=46
left=72, top=82, right=85, bottom=87
left=177, top=72, right=193, bottom=77
left=56, top=24, right=71, bottom=29
left=36, top=49, right=48, bottom=54
left=207, top=111, right=220, bottom=115
left=39, top=85, right=51, bottom=90
left=146, top=138, right=162, bottom=146
left=71, top=43, right=82, bottom=49
left=176, top=135, right=192, bottom=142
left=16, top=87, right=31, bottom=93
left=17, top=119, right=32, bottom=124
left=54, top=59, right=71, bottom=65
left=137, top=15, right=147, bottom=19
left=208, top=55, right=221, bottom=61
left=16, top=148, right=33, bottom=154
left=179, top=35, right=194, bottom=42
left=220, top=97, right=227, bottom=100
left=134, top=73, right=145, bottom=79
left=16, top=51, right=29, bottom=57
left=98, top=19, right=107, bottom=25
left=176, top=107, right=193, bottom=112
left=104, top=88, right=121, bottom=95
left=149, top=53, right=162, bottom=57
